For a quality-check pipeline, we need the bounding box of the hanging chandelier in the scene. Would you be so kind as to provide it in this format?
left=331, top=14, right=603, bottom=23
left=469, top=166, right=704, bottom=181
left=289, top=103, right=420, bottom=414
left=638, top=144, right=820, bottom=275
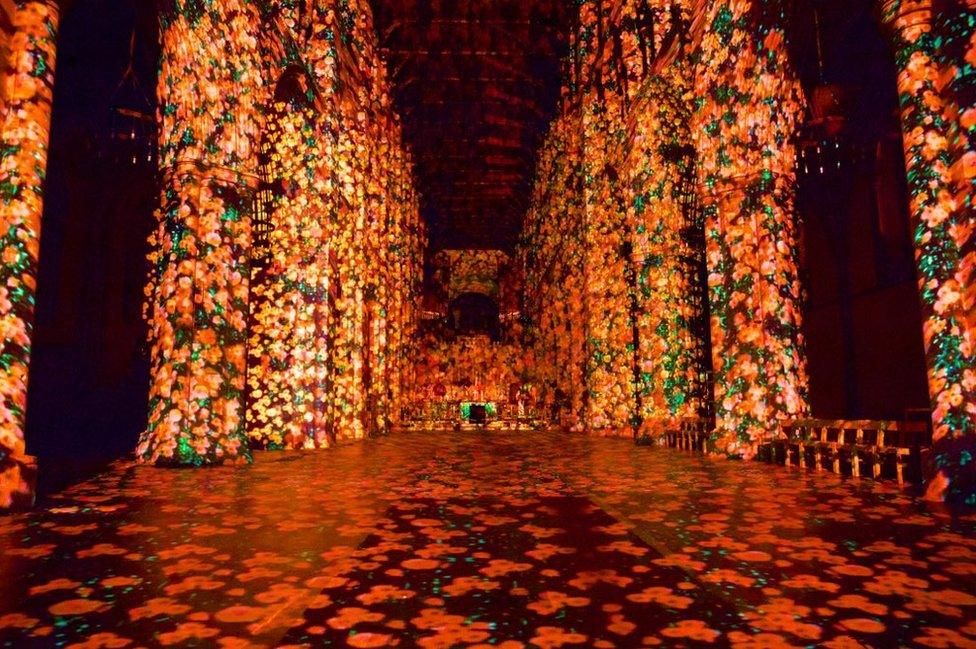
left=100, top=27, right=156, bottom=167
left=795, top=2, right=855, bottom=179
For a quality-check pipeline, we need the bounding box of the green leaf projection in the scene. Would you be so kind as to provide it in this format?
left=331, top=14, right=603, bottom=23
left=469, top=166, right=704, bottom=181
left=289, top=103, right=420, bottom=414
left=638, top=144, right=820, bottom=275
left=0, top=0, right=59, bottom=507
left=882, top=0, right=975, bottom=505
left=139, top=0, right=424, bottom=463
left=519, top=0, right=809, bottom=452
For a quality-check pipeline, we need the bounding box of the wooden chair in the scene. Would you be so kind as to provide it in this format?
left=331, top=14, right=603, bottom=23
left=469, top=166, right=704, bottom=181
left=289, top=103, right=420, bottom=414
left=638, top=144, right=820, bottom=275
left=870, top=421, right=930, bottom=484
left=777, top=418, right=931, bottom=484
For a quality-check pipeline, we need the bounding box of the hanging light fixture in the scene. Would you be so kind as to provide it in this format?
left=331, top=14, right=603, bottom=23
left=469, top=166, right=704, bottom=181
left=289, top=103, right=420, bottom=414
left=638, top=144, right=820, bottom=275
left=101, top=26, right=156, bottom=167
left=795, top=1, right=852, bottom=179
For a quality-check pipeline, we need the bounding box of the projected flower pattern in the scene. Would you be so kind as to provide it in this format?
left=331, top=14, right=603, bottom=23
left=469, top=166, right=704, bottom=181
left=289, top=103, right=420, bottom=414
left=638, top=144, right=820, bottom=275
left=882, top=0, right=976, bottom=504
left=582, top=96, right=636, bottom=433
left=140, top=0, right=424, bottom=463
left=246, top=103, right=334, bottom=450
left=411, top=336, right=522, bottom=408
left=0, top=0, right=971, bottom=505
left=628, top=71, right=706, bottom=427
left=520, top=113, right=589, bottom=431
left=433, top=250, right=510, bottom=301
left=0, top=0, right=58, bottom=507
left=326, top=106, right=423, bottom=442
left=411, top=251, right=525, bottom=418
left=247, top=107, right=421, bottom=449
left=521, top=0, right=805, bottom=447
left=691, top=1, right=810, bottom=454
left=2, top=432, right=975, bottom=648
left=139, top=0, right=269, bottom=467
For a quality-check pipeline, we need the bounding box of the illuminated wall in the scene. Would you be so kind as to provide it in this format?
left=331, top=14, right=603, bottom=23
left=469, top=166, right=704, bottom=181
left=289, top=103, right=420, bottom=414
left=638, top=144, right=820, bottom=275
left=246, top=101, right=330, bottom=449
left=519, top=112, right=588, bottom=431
left=690, top=0, right=810, bottom=454
left=138, top=0, right=268, bottom=466
left=411, top=335, right=523, bottom=410
left=520, top=0, right=807, bottom=450
left=882, top=0, right=975, bottom=504
left=433, top=250, right=511, bottom=301
left=0, top=0, right=59, bottom=507
left=581, top=96, right=635, bottom=433
left=628, top=71, right=708, bottom=431
left=140, top=0, right=425, bottom=464
left=411, top=250, right=525, bottom=419
left=245, top=9, right=343, bottom=451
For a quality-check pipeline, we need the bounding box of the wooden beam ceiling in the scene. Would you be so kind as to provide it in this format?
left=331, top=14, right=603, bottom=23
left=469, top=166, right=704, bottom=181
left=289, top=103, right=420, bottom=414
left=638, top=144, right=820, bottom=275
left=371, top=0, right=570, bottom=251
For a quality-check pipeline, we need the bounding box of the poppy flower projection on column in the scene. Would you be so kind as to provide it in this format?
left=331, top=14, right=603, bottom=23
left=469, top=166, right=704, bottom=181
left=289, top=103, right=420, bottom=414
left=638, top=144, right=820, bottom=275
left=519, top=111, right=589, bottom=431
left=0, top=0, right=59, bottom=507
left=882, top=0, right=975, bottom=504
left=519, top=0, right=807, bottom=450
left=138, top=0, right=425, bottom=464
left=138, top=0, right=269, bottom=466
left=627, top=71, right=710, bottom=432
left=690, top=0, right=810, bottom=454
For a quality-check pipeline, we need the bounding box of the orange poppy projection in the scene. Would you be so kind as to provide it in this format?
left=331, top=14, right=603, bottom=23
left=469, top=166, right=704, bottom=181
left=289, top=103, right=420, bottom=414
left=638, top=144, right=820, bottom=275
left=0, top=0, right=975, bottom=645
left=0, top=3, right=971, bottom=492
left=138, top=0, right=425, bottom=461
left=1, top=432, right=975, bottom=647
left=0, top=0, right=59, bottom=509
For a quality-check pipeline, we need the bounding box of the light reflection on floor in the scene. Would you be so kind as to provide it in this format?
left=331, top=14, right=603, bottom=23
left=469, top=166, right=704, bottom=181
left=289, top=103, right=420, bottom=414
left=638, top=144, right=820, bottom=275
left=1, top=431, right=974, bottom=648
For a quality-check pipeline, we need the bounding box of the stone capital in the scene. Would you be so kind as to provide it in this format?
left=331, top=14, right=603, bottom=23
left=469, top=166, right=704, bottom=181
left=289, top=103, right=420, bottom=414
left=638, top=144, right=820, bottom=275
left=879, top=0, right=933, bottom=39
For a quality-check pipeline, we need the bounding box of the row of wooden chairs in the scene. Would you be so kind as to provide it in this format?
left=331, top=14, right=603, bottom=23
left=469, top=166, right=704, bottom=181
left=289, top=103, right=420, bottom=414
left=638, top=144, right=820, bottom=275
left=766, top=419, right=931, bottom=484
left=663, top=418, right=713, bottom=452
left=654, top=416, right=932, bottom=486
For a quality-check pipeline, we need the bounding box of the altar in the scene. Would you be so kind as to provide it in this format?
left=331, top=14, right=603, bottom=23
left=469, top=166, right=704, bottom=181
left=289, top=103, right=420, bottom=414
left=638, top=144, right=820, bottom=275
left=460, top=401, right=496, bottom=424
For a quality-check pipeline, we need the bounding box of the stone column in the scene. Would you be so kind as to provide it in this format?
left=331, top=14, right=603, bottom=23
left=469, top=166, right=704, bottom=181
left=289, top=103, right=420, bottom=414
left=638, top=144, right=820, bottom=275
left=881, top=0, right=975, bottom=504
left=0, top=0, right=59, bottom=509
left=137, top=0, right=268, bottom=465
left=627, top=70, right=706, bottom=434
left=691, top=1, right=810, bottom=456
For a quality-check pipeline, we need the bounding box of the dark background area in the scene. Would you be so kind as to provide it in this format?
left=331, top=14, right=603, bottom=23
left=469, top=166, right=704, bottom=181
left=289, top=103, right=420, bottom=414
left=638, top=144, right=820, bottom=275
left=25, top=0, right=930, bottom=496
left=26, top=0, right=158, bottom=496
left=787, top=0, right=930, bottom=420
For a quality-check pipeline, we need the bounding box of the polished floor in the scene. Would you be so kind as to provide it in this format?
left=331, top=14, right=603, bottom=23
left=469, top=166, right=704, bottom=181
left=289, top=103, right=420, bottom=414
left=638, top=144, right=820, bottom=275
left=1, top=431, right=975, bottom=648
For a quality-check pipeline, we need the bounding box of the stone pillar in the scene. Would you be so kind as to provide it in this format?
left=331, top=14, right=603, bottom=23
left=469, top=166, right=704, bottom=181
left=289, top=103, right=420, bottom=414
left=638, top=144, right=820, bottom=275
left=137, top=0, right=268, bottom=465
left=627, top=70, right=707, bottom=434
left=0, top=0, right=59, bottom=509
left=691, top=1, right=810, bottom=456
left=881, top=0, right=975, bottom=504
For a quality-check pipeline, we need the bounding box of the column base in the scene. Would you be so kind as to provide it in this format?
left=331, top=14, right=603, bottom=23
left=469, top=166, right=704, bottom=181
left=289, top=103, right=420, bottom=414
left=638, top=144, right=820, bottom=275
left=0, top=452, right=38, bottom=511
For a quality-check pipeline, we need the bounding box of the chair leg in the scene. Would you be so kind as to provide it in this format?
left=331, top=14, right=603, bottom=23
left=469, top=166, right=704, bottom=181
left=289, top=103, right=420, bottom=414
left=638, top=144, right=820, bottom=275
left=851, top=451, right=860, bottom=478
left=832, top=450, right=841, bottom=475
left=872, top=454, right=881, bottom=480
left=797, top=443, right=806, bottom=469
left=896, top=455, right=905, bottom=484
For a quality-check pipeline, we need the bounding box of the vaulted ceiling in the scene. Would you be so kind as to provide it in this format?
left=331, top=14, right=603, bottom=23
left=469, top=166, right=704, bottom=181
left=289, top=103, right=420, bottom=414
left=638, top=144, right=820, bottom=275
left=371, top=0, right=571, bottom=251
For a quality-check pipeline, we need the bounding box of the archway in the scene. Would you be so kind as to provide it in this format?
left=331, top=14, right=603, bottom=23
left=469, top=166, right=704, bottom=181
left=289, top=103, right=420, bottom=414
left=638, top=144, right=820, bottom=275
left=448, top=291, right=501, bottom=340
left=245, top=66, right=330, bottom=450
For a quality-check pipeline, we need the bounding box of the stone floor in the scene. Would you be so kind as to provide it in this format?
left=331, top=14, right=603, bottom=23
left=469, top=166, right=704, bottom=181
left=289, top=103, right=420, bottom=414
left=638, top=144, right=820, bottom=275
left=1, top=431, right=974, bottom=648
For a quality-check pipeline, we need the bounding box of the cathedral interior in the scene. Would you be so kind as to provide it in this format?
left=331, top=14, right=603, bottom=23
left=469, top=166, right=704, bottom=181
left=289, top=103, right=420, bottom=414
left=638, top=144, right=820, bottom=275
left=0, top=0, right=975, bottom=646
